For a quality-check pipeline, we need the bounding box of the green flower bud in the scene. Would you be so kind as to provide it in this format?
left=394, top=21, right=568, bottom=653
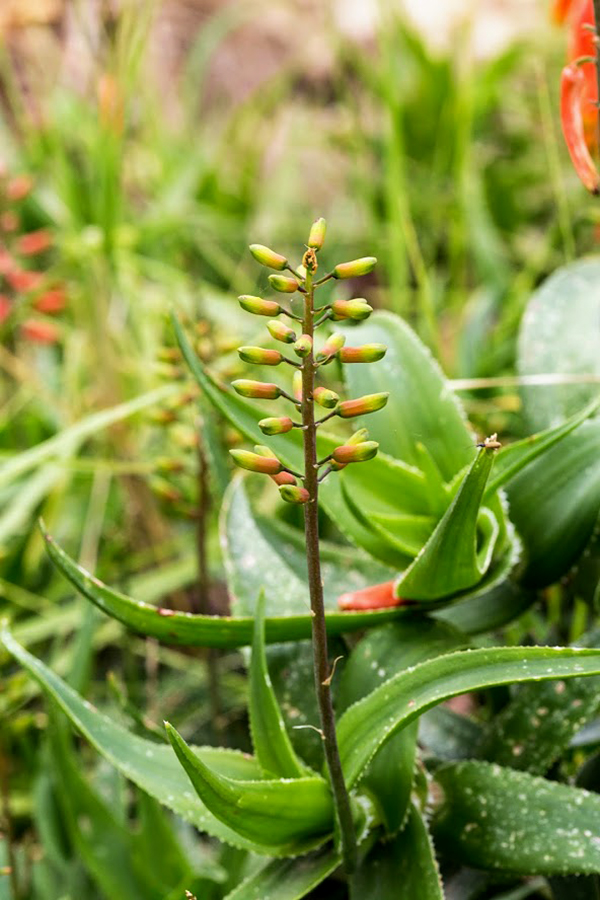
left=332, top=257, right=377, bottom=279
left=155, top=456, right=186, bottom=474
left=294, top=334, right=312, bottom=358
left=308, top=217, right=327, bottom=250
left=238, top=346, right=283, bottom=366
left=232, top=379, right=281, bottom=400
left=348, top=428, right=369, bottom=445
left=230, top=449, right=283, bottom=475
left=259, top=416, right=294, bottom=435
left=150, top=478, right=183, bottom=503
left=313, top=386, right=339, bottom=408
left=239, top=295, right=281, bottom=317
left=339, top=344, right=387, bottom=363
left=279, top=483, right=310, bottom=504
left=268, top=274, right=300, bottom=293
left=293, top=370, right=303, bottom=402
left=316, top=332, right=345, bottom=362
left=249, top=244, right=288, bottom=270
left=332, top=441, right=379, bottom=464
left=267, top=320, right=296, bottom=343
left=331, top=299, right=373, bottom=321
left=337, top=392, right=389, bottom=418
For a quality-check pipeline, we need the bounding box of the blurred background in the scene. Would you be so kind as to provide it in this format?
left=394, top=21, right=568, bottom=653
left=1, top=1, right=598, bottom=897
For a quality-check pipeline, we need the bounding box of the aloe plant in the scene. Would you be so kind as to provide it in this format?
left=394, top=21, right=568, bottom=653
left=4, top=225, right=600, bottom=898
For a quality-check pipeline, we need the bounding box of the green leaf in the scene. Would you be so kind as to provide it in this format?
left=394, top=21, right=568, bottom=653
left=350, top=804, right=443, bottom=899
left=42, top=525, right=410, bottom=648
left=434, top=578, right=534, bottom=636
left=517, top=258, right=600, bottom=432
left=485, top=394, right=600, bottom=497
left=418, top=706, right=482, bottom=761
left=394, top=447, right=497, bottom=600
left=476, top=673, right=600, bottom=775
left=0, top=628, right=308, bottom=856
left=165, top=723, right=334, bottom=852
left=0, top=385, right=178, bottom=490
left=222, top=478, right=393, bottom=617
left=336, top=645, right=600, bottom=789
left=432, top=760, right=600, bottom=875
left=224, top=846, right=340, bottom=900
left=506, top=420, right=600, bottom=587
left=249, top=593, right=307, bottom=778
left=339, top=311, right=473, bottom=479
left=338, top=618, right=464, bottom=833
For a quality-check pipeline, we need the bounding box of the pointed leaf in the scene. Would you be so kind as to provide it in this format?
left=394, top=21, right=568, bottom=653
left=350, top=804, right=443, bottom=899
left=394, top=447, right=497, bottom=600
left=419, top=706, right=482, bottom=761
left=165, top=723, right=333, bottom=852
left=339, top=311, right=473, bottom=479
left=249, top=593, right=307, bottom=778
left=42, top=527, right=409, bottom=648
left=432, top=760, right=600, bottom=875
left=224, top=846, right=340, bottom=900
left=337, top=645, right=600, bottom=789
left=0, top=629, right=307, bottom=856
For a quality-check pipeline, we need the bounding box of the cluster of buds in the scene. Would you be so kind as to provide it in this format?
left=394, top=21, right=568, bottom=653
left=228, top=218, right=388, bottom=504
left=0, top=164, right=67, bottom=343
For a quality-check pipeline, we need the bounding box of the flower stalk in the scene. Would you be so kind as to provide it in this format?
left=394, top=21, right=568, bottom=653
left=229, top=219, right=389, bottom=873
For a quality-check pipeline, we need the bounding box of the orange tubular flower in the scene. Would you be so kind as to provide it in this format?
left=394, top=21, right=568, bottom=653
left=561, top=63, right=600, bottom=193
left=337, top=580, right=403, bottom=611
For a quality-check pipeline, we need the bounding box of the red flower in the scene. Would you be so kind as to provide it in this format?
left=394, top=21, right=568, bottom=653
left=33, top=288, right=66, bottom=314
left=337, top=580, right=402, bottom=611
left=6, top=175, right=33, bottom=202
left=6, top=269, right=44, bottom=292
left=20, top=319, right=60, bottom=344
left=17, top=229, right=52, bottom=256
left=0, top=294, right=11, bottom=323
left=561, top=63, right=600, bottom=192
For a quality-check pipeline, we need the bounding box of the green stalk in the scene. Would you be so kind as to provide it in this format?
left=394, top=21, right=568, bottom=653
left=301, top=267, right=357, bottom=874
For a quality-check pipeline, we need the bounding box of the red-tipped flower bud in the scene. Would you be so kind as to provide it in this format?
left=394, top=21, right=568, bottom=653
left=238, top=346, right=283, bottom=366
left=332, top=257, right=377, bottom=279
left=232, top=379, right=281, bottom=400
left=316, top=332, right=345, bottom=363
left=249, top=244, right=288, bottom=270
left=293, top=370, right=303, bottom=402
left=294, top=334, right=312, bottom=358
left=337, top=392, right=389, bottom=419
left=259, top=416, right=294, bottom=435
left=267, top=320, right=296, bottom=343
left=308, top=217, right=327, bottom=250
left=239, top=295, right=281, bottom=317
left=230, top=449, right=283, bottom=475
left=268, top=274, right=299, bottom=293
left=332, top=441, right=379, bottom=464
left=339, top=343, right=387, bottom=364
left=331, top=299, right=373, bottom=321
left=313, top=386, right=339, bottom=409
left=279, top=484, right=310, bottom=504
left=271, top=470, right=297, bottom=486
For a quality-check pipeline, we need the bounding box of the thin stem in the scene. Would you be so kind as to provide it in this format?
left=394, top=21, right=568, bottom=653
left=281, top=356, right=302, bottom=368
left=314, top=309, right=332, bottom=328
left=313, top=272, right=334, bottom=286
left=301, top=266, right=357, bottom=874
left=279, top=307, right=303, bottom=323
left=315, top=410, right=337, bottom=427
left=594, top=0, right=600, bottom=156
left=280, top=389, right=302, bottom=407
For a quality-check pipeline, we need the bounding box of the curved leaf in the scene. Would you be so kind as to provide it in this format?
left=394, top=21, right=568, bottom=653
left=224, top=846, right=339, bottom=900
left=249, top=593, right=307, bottom=778
left=350, top=804, right=443, bottom=899
left=165, top=723, right=333, bottom=852
left=394, top=446, right=497, bottom=600
left=433, top=760, right=600, bottom=875
left=0, top=629, right=309, bottom=856
left=517, top=258, right=600, bottom=432
left=339, top=311, right=473, bottom=479
left=338, top=618, right=464, bottom=833
left=336, top=645, right=600, bottom=789
left=42, top=527, right=411, bottom=648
